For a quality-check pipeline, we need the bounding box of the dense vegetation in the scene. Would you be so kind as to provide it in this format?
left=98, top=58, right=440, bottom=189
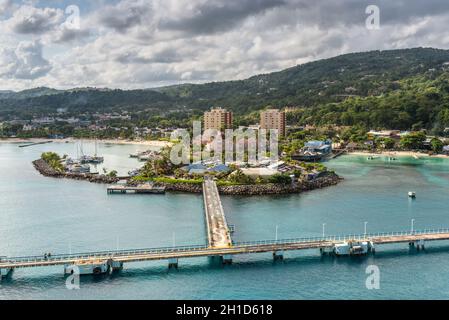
left=2, top=48, right=449, bottom=133
left=41, top=152, right=64, bottom=172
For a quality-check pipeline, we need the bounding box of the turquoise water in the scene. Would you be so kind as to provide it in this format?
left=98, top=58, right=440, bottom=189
left=1, top=143, right=449, bottom=299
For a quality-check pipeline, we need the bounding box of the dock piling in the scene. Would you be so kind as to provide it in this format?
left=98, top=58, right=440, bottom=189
left=273, top=251, right=284, bottom=261
left=168, top=258, right=179, bottom=269
left=222, top=255, right=233, bottom=265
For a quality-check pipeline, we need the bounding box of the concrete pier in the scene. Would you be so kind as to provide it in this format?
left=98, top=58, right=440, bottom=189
left=203, top=178, right=233, bottom=249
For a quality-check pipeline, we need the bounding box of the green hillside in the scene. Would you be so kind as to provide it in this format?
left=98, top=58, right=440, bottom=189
left=2, top=47, right=449, bottom=132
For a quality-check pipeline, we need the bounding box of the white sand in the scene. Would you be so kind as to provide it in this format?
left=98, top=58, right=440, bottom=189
left=348, top=150, right=449, bottom=159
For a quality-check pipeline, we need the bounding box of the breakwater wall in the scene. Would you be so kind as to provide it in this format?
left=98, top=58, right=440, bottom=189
left=33, top=159, right=119, bottom=184
left=160, top=172, right=342, bottom=196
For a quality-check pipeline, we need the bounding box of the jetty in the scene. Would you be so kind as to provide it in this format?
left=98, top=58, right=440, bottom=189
left=329, top=148, right=347, bottom=159
left=2, top=179, right=449, bottom=278
left=19, top=141, right=53, bottom=148
left=107, top=184, right=166, bottom=194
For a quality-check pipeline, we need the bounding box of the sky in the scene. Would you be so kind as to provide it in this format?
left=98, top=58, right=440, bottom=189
left=1, top=0, right=449, bottom=91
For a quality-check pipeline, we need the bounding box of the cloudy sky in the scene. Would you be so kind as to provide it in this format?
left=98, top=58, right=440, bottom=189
left=1, top=0, right=449, bottom=91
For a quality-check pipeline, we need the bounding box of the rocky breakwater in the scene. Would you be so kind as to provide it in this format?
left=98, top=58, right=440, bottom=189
left=33, top=159, right=119, bottom=184
left=157, top=172, right=342, bottom=195
left=218, top=172, right=342, bottom=195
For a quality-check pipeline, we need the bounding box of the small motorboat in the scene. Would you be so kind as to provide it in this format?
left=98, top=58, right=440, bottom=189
left=408, top=191, right=416, bottom=198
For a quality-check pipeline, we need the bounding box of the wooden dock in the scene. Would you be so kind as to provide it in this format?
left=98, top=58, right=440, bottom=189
left=329, top=148, right=347, bottom=159
left=107, top=184, right=166, bottom=194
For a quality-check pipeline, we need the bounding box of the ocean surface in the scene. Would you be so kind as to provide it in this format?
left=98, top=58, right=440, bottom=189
left=1, top=142, right=449, bottom=300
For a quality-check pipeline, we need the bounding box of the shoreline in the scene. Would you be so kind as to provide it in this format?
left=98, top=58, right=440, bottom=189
left=0, top=137, right=172, bottom=148
left=348, top=150, right=449, bottom=159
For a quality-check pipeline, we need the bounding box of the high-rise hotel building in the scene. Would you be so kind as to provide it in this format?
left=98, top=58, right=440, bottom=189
left=260, top=109, right=286, bottom=137
left=204, top=107, right=233, bottom=131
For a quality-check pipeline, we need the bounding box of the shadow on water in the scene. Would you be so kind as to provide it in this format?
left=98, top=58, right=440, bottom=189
left=3, top=245, right=449, bottom=288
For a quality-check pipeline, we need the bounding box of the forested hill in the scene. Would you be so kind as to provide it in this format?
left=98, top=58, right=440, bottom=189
left=156, top=48, right=449, bottom=113
left=2, top=47, right=449, bottom=131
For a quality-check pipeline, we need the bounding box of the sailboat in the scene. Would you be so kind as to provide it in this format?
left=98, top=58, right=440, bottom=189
left=80, top=139, right=104, bottom=164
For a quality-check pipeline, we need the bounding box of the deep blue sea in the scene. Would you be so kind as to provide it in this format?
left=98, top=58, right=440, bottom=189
left=1, top=142, right=449, bottom=299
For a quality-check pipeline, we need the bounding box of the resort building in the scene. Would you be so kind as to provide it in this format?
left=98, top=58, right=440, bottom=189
left=260, top=109, right=286, bottom=137
left=204, top=107, right=233, bottom=131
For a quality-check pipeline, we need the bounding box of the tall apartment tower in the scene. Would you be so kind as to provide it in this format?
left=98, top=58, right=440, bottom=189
left=260, top=109, right=286, bottom=137
left=204, top=107, right=233, bottom=131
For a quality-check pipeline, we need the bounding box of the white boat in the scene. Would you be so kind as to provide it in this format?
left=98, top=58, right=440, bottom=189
left=408, top=191, right=416, bottom=198
left=128, top=169, right=141, bottom=177
left=334, top=241, right=373, bottom=256
left=68, top=163, right=90, bottom=173
left=64, top=260, right=109, bottom=275
left=334, top=242, right=351, bottom=256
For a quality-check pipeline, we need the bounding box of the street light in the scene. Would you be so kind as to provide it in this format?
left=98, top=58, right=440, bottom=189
left=411, top=219, right=415, bottom=234
left=322, top=223, right=326, bottom=238
left=364, top=222, right=368, bottom=236
left=275, top=225, right=279, bottom=241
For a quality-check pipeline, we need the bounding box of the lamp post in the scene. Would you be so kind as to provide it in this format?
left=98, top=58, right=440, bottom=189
left=411, top=219, right=415, bottom=234
left=364, top=222, right=368, bottom=236
left=275, top=225, right=279, bottom=241
left=322, top=223, right=326, bottom=238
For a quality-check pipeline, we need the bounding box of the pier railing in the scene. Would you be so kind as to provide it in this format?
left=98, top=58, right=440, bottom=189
left=232, top=228, right=449, bottom=247
left=3, top=229, right=449, bottom=265
left=3, top=244, right=209, bottom=264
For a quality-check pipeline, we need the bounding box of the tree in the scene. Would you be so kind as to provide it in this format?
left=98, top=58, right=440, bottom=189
left=400, top=132, right=426, bottom=150
left=268, top=174, right=293, bottom=185
left=377, top=137, right=395, bottom=149
left=107, top=170, right=118, bottom=178
left=430, top=138, right=444, bottom=153
left=41, top=152, right=64, bottom=172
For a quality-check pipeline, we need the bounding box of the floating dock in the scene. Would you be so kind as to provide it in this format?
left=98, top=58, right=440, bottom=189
left=107, top=184, right=166, bottom=194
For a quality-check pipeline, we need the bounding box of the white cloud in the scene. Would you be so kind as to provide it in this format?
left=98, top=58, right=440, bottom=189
left=0, top=41, right=51, bottom=79
left=1, top=0, right=449, bottom=90
left=6, top=4, right=64, bottom=34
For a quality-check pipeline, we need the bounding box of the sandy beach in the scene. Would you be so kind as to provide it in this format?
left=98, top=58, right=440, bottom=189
left=348, top=150, right=449, bottom=159
left=0, top=137, right=172, bottom=148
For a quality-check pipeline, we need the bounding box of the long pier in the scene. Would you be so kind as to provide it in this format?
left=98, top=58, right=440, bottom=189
left=1, top=229, right=449, bottom=272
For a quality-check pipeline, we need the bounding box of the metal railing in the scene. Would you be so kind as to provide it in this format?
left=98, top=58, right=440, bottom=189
left=2, top=244, right=209, bottom=265
left=232, top=228, right=449, bottom=247
left=2, top=228, right=449, bottom=266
